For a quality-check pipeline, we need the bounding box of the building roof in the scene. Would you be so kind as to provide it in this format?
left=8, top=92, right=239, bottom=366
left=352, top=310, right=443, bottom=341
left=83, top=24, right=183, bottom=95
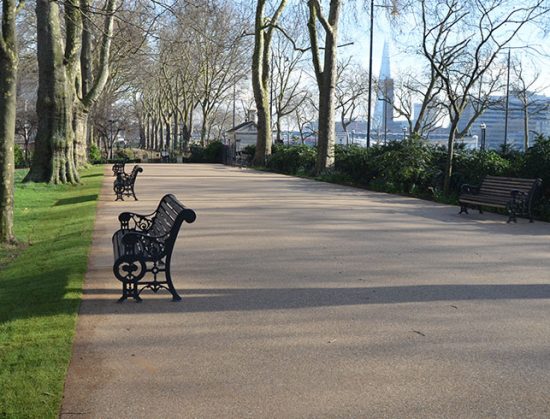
left=226, top=121, right=257, bottom=133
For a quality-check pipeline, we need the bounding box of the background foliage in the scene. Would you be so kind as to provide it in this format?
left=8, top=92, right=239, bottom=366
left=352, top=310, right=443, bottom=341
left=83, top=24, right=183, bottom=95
left=266, top=136, right=550, bottom=220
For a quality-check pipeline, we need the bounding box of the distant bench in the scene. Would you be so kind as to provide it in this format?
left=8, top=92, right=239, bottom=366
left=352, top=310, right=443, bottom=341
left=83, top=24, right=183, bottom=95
left=112, top=161, right=126, bottom=177
left=459, top=175, right=542, bottom=223
left=112, top=194, right=197, bottom=302
left=113, top=165, right=143, bottom=201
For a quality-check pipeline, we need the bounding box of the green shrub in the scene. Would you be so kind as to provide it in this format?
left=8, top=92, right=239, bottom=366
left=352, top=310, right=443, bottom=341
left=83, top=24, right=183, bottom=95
left=89, top=143, right=102, bottom=163
left=188, top=143, right=205, bottom=162
left=451, top=149, right=512, bottom=189
left=370, top=137, right=435, bottom=194
left=114, top=147, right=135, bottom=160
left=187, top=141, right=224, bottom=163
left=267, top=144, right=316, bottom=175
left=203, top=140, right=224, bottom=163
left=334, top=145, right=378, bottom=185
left=14, top=144, right=25, bottom=167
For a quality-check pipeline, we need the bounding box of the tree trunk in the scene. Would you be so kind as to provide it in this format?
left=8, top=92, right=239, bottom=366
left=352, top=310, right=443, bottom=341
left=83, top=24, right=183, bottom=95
left=523, top=104, right=529, bottom=151
left=0, top=0, right=18, bottom=243
left=276, top=117, right=283, bottom=143
left=73, top=105, right=89, bottom=167
left=200, top=110, right=208, bottom=147
left=316, top=81, right=337, bottom=173
left=308, top=0, right=341, bottom=175
left=443, top=120, right=458, bottom=195
left=173, top=112, right=179, bottom=151
left=25, top=0, right=79, bottom=184
left=165, top=119, right=171, bottom=151
left=252, top=0, right=287, bottom=166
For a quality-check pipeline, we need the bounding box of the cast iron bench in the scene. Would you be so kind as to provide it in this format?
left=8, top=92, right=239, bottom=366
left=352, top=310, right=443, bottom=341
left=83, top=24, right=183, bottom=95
left=459, top=175, right=542, bottom=223
left=112, top=160, right=126, bottom=177
left=112, top=194, right=197, bottom=302
left=113, top=165, right=143, bottom=201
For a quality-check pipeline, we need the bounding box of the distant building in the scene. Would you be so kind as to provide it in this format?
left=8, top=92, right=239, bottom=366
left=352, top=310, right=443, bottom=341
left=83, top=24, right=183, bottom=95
left=372, top=40, right=403, bottom=137
left=459, top=94, right=550, bottom=151
left=226, top=110, right=258, bottom=154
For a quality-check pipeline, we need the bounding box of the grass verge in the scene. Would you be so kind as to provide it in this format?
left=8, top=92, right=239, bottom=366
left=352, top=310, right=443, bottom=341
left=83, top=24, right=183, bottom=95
left=0, top=165, right=104, bottom=419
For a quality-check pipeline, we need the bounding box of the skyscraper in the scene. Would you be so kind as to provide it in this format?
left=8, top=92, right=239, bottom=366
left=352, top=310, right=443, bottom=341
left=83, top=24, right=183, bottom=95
left=373, top=40, right=398, bottom=141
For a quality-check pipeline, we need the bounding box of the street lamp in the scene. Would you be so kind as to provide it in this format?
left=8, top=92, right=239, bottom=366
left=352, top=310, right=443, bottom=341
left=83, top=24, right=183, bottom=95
left=480, top=122, right=487, bottom=151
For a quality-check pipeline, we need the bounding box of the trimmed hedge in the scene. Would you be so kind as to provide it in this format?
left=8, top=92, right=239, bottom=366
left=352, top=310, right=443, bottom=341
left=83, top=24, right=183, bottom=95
left=267, top=136, right=550, bottom=220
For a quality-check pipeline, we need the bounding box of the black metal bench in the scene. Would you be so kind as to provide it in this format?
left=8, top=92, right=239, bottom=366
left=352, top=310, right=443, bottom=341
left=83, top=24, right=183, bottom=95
left=459, top=175, right=542, bottom=223
left=112, top=194, right=197, bottom=302
left=113, top=165, right=143, bottom=201
left=112, top=161, right=126, bottom=177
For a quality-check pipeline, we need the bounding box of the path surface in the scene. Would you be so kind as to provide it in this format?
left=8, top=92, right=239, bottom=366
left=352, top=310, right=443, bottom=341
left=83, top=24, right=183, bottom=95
left=61, top=164, right=550, bottom=418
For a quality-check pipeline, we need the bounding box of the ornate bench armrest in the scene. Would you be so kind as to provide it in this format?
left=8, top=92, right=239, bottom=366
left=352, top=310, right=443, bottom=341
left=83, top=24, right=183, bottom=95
left=460, top=184, right=480, bottom=194
left=121, top=230, right=169, bottom=259
left=510, top=189, right=528, bottom=203
left=118, top=211, right=156, bottom=231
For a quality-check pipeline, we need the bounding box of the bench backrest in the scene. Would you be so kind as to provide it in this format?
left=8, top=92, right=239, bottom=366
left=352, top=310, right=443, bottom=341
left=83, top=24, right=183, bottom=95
left=480, top=176, right=541, bottom=199
left=112, top=161, right=125, bottom=174
left=127, top=165, right=143, bottom=182
left=149, top=194, right=197, bottom=257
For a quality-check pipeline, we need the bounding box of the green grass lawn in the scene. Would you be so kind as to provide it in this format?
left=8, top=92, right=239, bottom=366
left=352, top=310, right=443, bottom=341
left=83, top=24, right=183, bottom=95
left=0, top=165, right=104, bottom=419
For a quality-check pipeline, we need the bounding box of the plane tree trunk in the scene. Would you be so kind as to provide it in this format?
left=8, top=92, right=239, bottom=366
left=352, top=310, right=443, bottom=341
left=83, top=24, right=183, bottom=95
left=0, top=0, right=19, bottom=243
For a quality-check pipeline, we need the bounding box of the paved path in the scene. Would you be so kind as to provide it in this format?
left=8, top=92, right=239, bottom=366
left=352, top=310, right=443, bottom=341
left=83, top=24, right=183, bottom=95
left=61, top=164, right=550, bottom=418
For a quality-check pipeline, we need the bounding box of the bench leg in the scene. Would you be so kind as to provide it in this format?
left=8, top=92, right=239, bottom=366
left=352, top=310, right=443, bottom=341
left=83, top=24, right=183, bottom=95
left=165, top=265, right=182, bottom=301
left=478, top=206, right=483, bottom=214
left=114, top=185, right=124, bottom=201
left=118, top=280, right=142, bottom=303
left=458, top=204, right=469, bottom=215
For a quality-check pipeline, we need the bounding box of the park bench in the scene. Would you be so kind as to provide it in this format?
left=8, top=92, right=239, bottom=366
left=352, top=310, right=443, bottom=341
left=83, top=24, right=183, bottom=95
left=113, top=165, right=143, bottom=201
left=112, top=194, right=197, bottom=302
left=459, top=175, right=542, bottom=223
left=112, top=160, right=126, bottom=177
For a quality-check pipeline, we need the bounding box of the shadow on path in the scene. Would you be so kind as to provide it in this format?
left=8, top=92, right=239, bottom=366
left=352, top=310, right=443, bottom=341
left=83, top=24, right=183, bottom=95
left=80, top=284, right=550, bottom=314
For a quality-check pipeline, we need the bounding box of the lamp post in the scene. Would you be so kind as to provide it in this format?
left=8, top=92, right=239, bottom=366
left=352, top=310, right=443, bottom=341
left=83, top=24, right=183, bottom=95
left=402, top=126, right=407, bottom=140
left=480, top=122, right=487, bottom=151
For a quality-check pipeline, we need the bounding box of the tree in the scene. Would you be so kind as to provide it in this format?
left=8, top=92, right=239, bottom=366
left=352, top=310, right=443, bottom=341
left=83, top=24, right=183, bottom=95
left=418, top=0, right=548, bottom=193
left=307, top=0, right=342, bottom=174
left=251, top=0, right=288, bottom=166
left=510, top=57, right=548, bottom=151
left=194, top=2, right=249, bottom=145
left=25, top=0, right=117, bottom=184
left=294, top=95, right=317, bottom=144
left=335, top=60, right=369, bottom=144
left=0, top=0, right=20, bottom=243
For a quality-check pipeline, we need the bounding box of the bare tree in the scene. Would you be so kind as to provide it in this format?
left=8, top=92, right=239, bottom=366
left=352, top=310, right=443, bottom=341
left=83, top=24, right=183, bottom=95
left=510, top=57, right=548, bottom=151
left=294, top=94, right=317, bottom=144
left=251, top=0, right=288, bottom=165
left=335, top=60, right=369, bottom=144
left=0, top=0, right=21, bottom=243
left=419, top=0, right=548, bottom=193
left=307, top=0, right=343, bottom=174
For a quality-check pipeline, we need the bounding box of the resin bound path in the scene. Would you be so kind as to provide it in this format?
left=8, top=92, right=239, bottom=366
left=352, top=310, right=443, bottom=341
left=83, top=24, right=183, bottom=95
left=61, top=163, right=550, bottom=418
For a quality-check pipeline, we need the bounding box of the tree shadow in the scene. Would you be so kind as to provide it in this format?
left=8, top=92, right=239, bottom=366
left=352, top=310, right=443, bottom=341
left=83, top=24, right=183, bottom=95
left=55, top=194, right=98, bottom=206
left=75, top=284, right=550, bottom=314
left=81, top=173, right=104, bottom=178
